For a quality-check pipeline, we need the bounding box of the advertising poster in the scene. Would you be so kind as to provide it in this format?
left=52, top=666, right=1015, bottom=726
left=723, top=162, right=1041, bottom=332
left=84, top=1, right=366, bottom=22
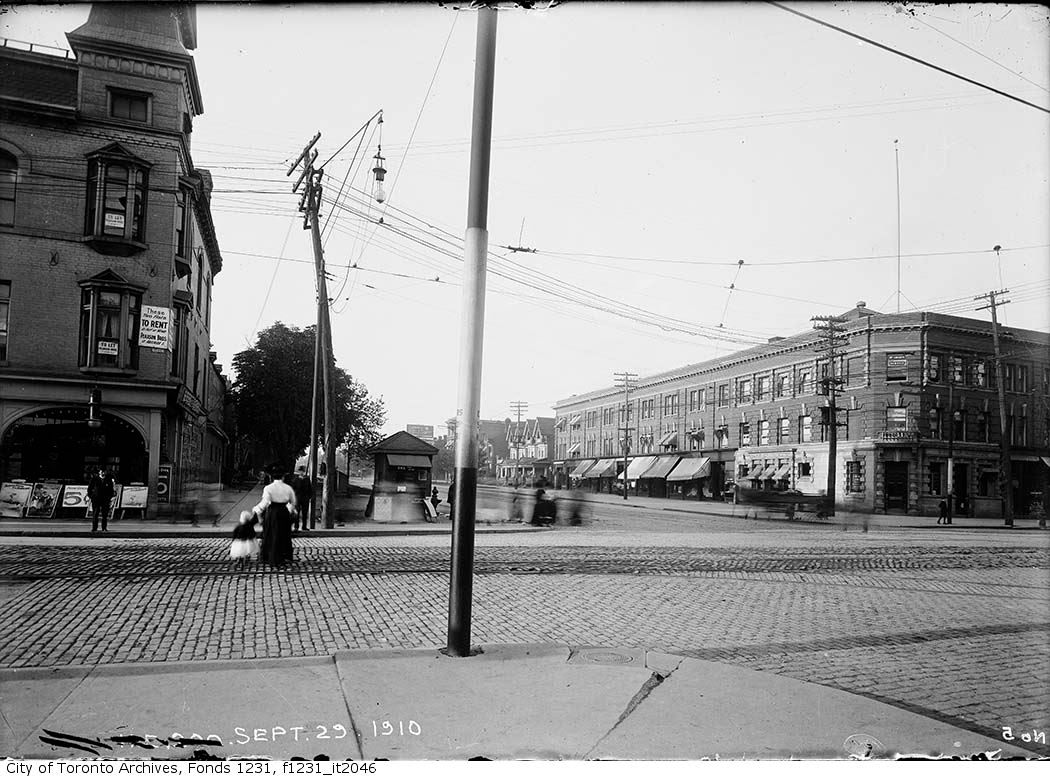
left=62, top=485, right=90, bottom=511
left=138, top=305, right=172, bottom=350
left=119, top=486, right=148, bottom=509
left=0, top=482, right=33, bottom=518
left=25, top=483, right=62, bottom=518
left=157, top=465, right=171, bottom=503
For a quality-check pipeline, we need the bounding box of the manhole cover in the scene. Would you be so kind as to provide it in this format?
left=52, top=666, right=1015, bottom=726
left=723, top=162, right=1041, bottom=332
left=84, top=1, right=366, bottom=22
left=583, top=651, right=635, bottom=665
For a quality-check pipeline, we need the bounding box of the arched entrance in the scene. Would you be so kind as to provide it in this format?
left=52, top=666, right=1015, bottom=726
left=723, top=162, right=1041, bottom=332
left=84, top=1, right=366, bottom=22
left=1, top=407, right=147, bottom=484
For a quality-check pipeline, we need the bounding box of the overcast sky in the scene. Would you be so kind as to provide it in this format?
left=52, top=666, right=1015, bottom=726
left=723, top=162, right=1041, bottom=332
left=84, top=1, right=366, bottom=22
left=5, top=2, right=1049, bottom=437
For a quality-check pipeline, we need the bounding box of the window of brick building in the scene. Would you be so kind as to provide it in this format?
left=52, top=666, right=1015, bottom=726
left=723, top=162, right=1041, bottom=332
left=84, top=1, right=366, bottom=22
left=0, top=150, right=16, bottom=226
left=85, top=147, right=150, bottom=249
left=886, top=353, right=908, bottom=382
left=796, top=368, right=812, bottom=395
left=739, top=422, right=751, bottom=446
left=756, top=376, right=769, bottom=401
left=109, top=89, right=151, bottom=123
left=928, top=462, right=943, bottom=495
left=928, top=354, right=941, bottom=382
left=0, top=280, right=10, bottom=361
left=798, top=461, right=811, bottom=478
left=951, top=355, right=965, bottom=384
left=845, top=460, right=863, bottom=493
left=799, top=415, right=812, bottom=443
left=758, top=419, right=770, bottom=445
left=79, top=283, right=141, bottom=370
left=977, top=411, right=990, bottom=443
left=777, top=417, right=789, bottom=444
left=972, top=360, right=987, bottom=387
left=737, top=378, right=752, bottom=404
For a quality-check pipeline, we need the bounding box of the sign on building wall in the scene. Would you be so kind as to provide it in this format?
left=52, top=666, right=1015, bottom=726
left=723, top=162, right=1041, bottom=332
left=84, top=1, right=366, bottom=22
left=406, top=424, right=435, bottom=441
left=139, top=306, right=172, bottom=350
left=157, top=465, right=171, bottom=503
left=0, top=482, right=33, bottom=518
left=97, top=340, right=118, bottom=356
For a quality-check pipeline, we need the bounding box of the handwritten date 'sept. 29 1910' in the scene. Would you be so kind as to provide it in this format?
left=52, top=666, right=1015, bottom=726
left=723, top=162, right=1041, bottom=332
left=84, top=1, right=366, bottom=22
left=231, top=724, right=351, bottom=744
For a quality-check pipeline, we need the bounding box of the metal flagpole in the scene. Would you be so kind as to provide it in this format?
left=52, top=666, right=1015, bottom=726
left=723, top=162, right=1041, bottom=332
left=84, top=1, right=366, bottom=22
left=447, top=5, right=498, bottom=658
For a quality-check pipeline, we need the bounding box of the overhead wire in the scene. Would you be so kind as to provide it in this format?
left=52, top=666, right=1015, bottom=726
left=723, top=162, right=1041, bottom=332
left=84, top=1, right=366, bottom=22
left=767, top=1, right=1050, bottom=114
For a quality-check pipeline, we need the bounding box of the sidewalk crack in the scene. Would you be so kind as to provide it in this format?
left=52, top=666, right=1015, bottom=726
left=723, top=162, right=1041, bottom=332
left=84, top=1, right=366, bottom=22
left=584, top=663, right=680, bottom=759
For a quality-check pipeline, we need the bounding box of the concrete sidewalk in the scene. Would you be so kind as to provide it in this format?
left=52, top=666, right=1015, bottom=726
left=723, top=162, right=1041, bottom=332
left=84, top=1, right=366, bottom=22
left=0, top=643, right=1029, bottom=761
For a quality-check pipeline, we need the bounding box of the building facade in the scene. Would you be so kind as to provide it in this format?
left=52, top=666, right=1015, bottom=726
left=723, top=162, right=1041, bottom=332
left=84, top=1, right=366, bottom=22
left=0, top=5, right=227, bottom=517
left=500, top=416, right=554, bottom=485
left=552, top=304, right=1050, bottom=518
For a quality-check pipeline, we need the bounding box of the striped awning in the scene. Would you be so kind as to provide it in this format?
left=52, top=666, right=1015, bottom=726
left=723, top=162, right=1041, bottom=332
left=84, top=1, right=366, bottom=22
left=640, top=456, right=680, bottom=480
left=618, top=456, right=657, bottom=480
left=666, top=457, right=711, bottom=482
left=772, top=463, right=791, bottom=480
left=568, top=442, right=581, bottom=455
left=585, top=459, right=617, bottom=478
left=570, top=459, right=596, bottom=477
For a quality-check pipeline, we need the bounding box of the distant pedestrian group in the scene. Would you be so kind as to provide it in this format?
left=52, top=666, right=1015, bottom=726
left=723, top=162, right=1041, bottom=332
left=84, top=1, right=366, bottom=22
left=937, top=499, right=952, bottom=525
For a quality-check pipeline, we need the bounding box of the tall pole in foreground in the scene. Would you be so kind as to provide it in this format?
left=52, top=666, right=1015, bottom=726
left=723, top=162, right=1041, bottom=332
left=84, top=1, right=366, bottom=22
left=447, top=5, right=498, bottom=658
left=614, top=372, right=637, bottom=500
left=308, top=315, right=321, bottom=529
left=976, top=289, right=1013, bottom=527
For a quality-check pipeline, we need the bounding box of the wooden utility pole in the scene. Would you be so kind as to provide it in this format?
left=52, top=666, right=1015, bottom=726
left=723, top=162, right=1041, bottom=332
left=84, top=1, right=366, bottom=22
left=614, top=372, right=637, bottom=500
left=289, top=133, right=337, bottom=529
left=975, top=289, right=1013, bottom=527
left=812, top=315, right=848, bottom=516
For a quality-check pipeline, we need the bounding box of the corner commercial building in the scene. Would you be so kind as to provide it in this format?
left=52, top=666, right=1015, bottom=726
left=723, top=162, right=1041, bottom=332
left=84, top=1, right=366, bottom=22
left=0, top=5, right=228, bottom=517
left=552, top=304, right=1049, bottom=519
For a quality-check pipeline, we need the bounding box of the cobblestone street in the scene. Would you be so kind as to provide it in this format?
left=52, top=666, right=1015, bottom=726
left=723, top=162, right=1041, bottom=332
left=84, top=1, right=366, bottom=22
left=2, top=526, right=1048, bottom=754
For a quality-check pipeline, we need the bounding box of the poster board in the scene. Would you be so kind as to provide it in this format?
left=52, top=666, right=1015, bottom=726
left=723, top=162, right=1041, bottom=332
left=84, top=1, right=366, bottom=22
left=62, top=485, right=91, bottom=513
left=117, top=485, right=147, bottom=519
left=25, top=483, right=62, bottom=518
left=119, top=486, right=148, bottom=509
left=138, top=305, right=172, bottom=350
left=0, top=482, right=33, bottom=518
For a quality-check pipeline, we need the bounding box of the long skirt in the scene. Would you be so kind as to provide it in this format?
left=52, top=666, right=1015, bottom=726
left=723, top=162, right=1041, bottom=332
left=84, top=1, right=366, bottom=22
left=259, top=503, right=293, bottom=566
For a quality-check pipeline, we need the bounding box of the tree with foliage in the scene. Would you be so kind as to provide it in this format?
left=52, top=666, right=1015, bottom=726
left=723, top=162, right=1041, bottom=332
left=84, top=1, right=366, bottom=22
left=232, top=322, right=385, bottom=472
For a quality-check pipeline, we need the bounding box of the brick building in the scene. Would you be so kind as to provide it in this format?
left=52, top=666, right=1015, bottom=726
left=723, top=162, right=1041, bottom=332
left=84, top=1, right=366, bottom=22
left=0, top=4, right=228, bottom=517
left=552, top=304, right=1050, bottom=519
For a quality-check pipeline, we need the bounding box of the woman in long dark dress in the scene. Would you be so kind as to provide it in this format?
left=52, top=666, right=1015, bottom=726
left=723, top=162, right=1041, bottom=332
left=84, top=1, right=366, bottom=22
left=252, top=471, right=298, bottom=567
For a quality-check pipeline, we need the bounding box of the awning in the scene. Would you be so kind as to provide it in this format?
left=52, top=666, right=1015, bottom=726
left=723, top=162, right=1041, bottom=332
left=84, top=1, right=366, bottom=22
left=568, top=442, right=581, bottom=455
left=570, top=459, right=596, bottom=477
left=658, top=430, right=678, bottom=447
left=555, top=417, right=567, bottom=429
left=618, top=456, right=657, bottom=480
left=666, top=457, right=711, bottom=482
left=753, top=464, right=777, bottom=480
left=386, top=454, right=431, bottom=468
left=1041, top=456, right=1050, bottom=469
left=772, top=463, right=791, bottom=480
left=569, top=415, right=582, bottom=426
left=640, top=456, right=680, bottom=480
left=585, top=459, right=617, bottom=478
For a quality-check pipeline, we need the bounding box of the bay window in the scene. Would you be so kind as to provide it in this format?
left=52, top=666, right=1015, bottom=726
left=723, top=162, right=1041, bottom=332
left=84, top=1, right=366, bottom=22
left=84, top=145, right=150, bottom=254
left=78, top=279, right=142, bottom=370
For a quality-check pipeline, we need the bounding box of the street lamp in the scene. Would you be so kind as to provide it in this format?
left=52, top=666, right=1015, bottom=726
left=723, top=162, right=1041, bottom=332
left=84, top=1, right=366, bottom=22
left=372, top=147, right=387, bottom=204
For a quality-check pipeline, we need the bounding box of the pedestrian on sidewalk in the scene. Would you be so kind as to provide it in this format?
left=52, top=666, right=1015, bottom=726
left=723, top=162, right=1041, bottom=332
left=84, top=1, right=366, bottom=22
left=88, top=468, right=114, bottom=533
left=292, top=468, right=313, bottom=532
left=252, top=470, right=297, bottom=569
left=509, top=487, right=523, bottom=522
left=937, top=499, right=949, bottom=525
left=447, top=479, right=456, bottom=520
left=229, top=510, right=259, bottom=569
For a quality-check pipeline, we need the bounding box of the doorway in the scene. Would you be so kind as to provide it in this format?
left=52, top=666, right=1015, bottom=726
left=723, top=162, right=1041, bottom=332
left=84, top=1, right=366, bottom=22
left=884, top=461, right=909, bottom=512
left=952, top=463, right=969, bottom=514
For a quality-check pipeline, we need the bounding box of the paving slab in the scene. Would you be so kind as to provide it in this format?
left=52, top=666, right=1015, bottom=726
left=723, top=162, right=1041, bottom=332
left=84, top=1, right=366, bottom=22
left=590, top=654, right=1031, bottom=760
left=335, top=644, right=653, bottom=760
left=0, top=667, right=92, bottom=755
left=5, top=658, right=358, bottom=760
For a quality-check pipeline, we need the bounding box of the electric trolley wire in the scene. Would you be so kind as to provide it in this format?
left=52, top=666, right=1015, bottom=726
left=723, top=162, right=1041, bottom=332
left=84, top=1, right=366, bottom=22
left=768, top=1, right=1050, bottom=114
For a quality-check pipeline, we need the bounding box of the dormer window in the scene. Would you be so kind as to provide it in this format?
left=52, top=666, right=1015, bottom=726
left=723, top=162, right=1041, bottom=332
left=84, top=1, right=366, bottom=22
left=109, top=89, right=151, bottom=123
left=84, top=144, right=151, bottom=255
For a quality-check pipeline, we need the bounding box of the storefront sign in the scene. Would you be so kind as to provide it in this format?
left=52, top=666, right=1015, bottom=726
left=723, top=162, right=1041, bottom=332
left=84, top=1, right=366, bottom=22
left=157, top=466, right=171, bottom=503
left=62, top=485, right=90, bottom=510
left=0, top=482, right=33, bottom=518
left=119, top=486, right=148, bottom=509
left=25, top=483, right=62, bottom=518
left=887, top=354, right=908, bottom=368
left=97, top=340, right=118, bottom=356
left=139, top=306, right=172, bottom=350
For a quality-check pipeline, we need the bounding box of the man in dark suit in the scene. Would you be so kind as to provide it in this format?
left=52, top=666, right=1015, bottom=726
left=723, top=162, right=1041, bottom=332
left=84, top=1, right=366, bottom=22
left=88, top=469, right=114, bottom=533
